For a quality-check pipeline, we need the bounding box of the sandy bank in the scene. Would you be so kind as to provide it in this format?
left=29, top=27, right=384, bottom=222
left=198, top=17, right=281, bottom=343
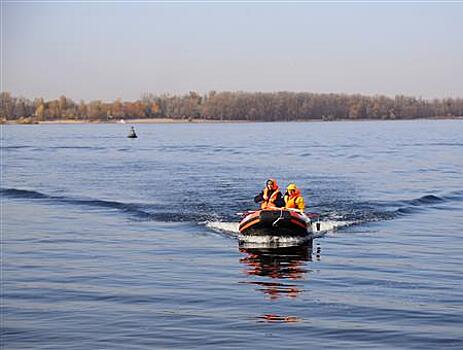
left=3, top=116, right=462, bottom=125
left=35, top=118, right=250, bottom=125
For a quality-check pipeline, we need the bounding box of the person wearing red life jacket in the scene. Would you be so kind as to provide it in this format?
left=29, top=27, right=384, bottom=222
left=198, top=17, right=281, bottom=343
left=254, top=178, right=285, bottom=209
left=284, top=183, right=305, bottom=212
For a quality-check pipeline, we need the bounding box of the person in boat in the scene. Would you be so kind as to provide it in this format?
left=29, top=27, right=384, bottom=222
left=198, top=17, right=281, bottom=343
left=284, top=183, right=305, bottom=212
left=254, top=178, right=285, bottom=209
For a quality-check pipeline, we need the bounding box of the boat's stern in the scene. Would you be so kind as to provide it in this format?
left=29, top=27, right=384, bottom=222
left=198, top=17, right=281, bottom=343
left=239, top=209, right=311, bottom=238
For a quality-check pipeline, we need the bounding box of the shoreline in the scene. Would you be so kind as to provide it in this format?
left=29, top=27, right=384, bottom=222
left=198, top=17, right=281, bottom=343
left=3, top=118, right=251, bottom=125
left=2, top=116, right=462, bottom=125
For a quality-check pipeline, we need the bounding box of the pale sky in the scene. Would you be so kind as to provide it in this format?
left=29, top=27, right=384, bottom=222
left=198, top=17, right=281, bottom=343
left=2, top=1, right=463, bottom=101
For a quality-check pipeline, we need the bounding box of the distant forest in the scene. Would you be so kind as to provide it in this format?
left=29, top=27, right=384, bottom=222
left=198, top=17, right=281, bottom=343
left=1, top=91, right=462, bottom=123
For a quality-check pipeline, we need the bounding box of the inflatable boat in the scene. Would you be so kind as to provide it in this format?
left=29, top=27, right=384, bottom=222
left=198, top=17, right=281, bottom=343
left=239, top=208, right=313, bottom=241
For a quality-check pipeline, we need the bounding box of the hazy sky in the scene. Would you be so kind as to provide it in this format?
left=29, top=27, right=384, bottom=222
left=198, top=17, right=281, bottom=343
left=3, top=2, right=463, bottom=101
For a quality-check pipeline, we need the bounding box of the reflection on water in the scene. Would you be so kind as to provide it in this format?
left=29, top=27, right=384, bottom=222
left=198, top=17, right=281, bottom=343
left=239, top=242, right=314, bottom=301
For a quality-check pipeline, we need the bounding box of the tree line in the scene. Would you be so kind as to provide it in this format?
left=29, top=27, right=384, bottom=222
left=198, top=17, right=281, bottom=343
left=1, top=91, right=462, bottom=123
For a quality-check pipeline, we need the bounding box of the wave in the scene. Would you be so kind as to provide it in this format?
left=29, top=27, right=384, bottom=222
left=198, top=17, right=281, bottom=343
left=1, top=145, right=34, bottom=150
left=1, top=188, right=49, bottom=199
left=2, top=145, right=106, bottom=152
left=406, top=194, right=444, bottom=206
left=443, top=190, right=463, bottom=201
left=3, top=187, right=461, bottom=233
left=0, top=187, right=197, bottom=222
left=393, top=192, right=462, bottom=216
left=400, top=142, right=463, bottom=147
left=50, top=146, right=108, bottom=150
left=316, top=191, right=462, bottom=222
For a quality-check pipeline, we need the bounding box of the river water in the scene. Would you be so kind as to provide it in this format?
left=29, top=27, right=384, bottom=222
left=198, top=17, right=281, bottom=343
left=2, top=120, right=463, bottom=349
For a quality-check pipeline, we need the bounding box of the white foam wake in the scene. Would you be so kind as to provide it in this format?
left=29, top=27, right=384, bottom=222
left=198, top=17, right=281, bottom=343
left=204, top=221, right=240, bottom=235
left=311, top=219, right=355, bottom=237
left=205, top=219, right=355, bottom=239
left=238, top=235, right=309, bottom=246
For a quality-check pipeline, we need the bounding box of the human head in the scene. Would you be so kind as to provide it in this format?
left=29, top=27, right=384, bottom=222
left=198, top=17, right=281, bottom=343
left=286, top=183, right=299, bottom=195
left=266, top=178, right=278, bottom=190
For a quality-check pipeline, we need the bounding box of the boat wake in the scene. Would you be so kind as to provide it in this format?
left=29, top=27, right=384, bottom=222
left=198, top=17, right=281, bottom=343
left=0, top=187, right=205, bottom=222
left=204, top=218, right=355, bottom=238
left=204, top=221, right=240, bottom=236
left=3, top=187, right=462, bottom=238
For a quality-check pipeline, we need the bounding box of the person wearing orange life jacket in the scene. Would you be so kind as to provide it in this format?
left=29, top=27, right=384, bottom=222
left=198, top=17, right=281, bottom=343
left=254, top=178, right=285, bottom=209
left=284, top=183, right=305, bottom=212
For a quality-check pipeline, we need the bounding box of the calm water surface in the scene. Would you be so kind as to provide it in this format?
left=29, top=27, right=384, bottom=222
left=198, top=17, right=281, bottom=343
left=2, top=120, right=463, bottom=349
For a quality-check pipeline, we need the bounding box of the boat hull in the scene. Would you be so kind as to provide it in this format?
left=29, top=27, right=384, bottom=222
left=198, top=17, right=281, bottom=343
left=239, top=209, right=312, bottom=238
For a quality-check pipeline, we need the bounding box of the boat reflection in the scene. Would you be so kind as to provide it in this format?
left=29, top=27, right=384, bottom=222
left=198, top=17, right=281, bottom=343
left=239, top=241, right=313, bottom=300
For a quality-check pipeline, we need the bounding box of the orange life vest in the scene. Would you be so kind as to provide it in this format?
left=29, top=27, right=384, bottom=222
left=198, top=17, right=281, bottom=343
left=262, top=187, right=280, bottom=209
left=284, top=189, right=305, bottom=211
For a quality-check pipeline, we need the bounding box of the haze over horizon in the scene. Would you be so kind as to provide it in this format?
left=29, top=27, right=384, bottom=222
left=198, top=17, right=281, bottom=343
left=2, top=2, right=463, bottom=102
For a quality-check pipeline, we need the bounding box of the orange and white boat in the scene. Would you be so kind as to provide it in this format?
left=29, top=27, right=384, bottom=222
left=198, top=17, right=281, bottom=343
left=238, top=208, right=315, bottom=241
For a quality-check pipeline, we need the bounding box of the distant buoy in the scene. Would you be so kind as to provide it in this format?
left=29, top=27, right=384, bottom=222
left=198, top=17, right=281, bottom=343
left=127, top=126, right=137, bottom=138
